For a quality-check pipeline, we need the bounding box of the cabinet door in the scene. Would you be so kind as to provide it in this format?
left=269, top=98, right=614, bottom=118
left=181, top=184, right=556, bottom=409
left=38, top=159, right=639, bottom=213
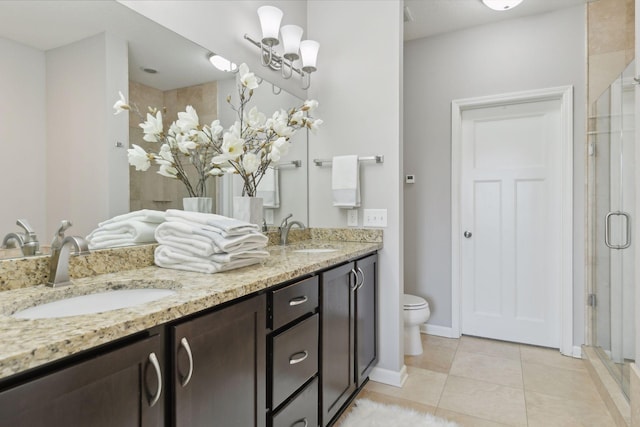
left=320, top=262, right=356, bottom=427
left=172, top=294, right=266, bottom=427
left=355, top=254, right=378, bottom=387
left=0, top=333, right=164, bottom=427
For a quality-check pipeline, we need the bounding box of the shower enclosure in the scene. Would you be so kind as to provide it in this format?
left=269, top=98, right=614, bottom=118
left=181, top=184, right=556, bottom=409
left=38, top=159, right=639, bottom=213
left=588, top=60, right=636, bottom=399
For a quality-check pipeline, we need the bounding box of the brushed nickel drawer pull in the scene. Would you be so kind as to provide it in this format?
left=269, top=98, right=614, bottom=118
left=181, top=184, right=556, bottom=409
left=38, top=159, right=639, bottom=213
left=289, top=350, right=309, bottom=365
left=289, top=295, right=308, bottom=306
left=291, top=418, right=308, bottom=427
left=146, top=352, right=162, bottom=407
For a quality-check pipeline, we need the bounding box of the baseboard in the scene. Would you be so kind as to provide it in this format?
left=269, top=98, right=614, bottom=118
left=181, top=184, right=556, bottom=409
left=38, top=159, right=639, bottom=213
left=572, top=345, right=583, bottom=359
left=369, top=364, right=408, bottom=388
left=420, top=323, right=457, bottom=338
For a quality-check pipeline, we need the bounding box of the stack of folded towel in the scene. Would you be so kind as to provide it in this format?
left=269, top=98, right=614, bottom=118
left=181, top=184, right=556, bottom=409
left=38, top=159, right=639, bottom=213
left=154, top=209, right=269, bottom=274
left=86, top=209, right=166, bottom=250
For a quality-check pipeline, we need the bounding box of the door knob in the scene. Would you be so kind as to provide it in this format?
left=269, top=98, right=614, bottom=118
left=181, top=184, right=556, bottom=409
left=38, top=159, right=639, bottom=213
left=464, top=231, right=472, bottom=238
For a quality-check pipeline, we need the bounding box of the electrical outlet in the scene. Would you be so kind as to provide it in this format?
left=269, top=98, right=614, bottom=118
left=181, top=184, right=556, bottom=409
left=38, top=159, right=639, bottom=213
left=347, top=209, right=358, bottom=227
left=363, top=209, right=387, bottom=227
left=264, top=209, right=274, bottom=225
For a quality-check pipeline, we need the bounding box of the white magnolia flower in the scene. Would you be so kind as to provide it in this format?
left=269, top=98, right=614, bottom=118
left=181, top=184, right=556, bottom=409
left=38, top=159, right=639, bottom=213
left=177, top=106, right=199, bottom=132
left=207, top=167, right=224, bottom=176
left=127, top=144, right=151, bottom=171
left=140, top=111, right=163, bottom=142
left=238, top=63, right=259, bottom=90
left=290, top=110, right=304, bottom=126
left=306, top=118, right=323, bottom=134
left=155, top=144, right=174, bottom=165
left=272, top=120, right=294, bottom=138
left=209, top=120, right=224, bottom=139
left=176, top=132, right=198, bottom=154
left=268, top=137, right=290, bottom=162
left=302, top=99, right=319, bottom=112
left=221, top=131, right=245, bottom=160
left=245, top=106, right=266, bottom=128
left=113, top=91, right=130, bottom=115
left=158, top=163, right=178, bottom=178
left=242, top=152, right=260, bottom=174
left=268, top=148, right=281, bottom=163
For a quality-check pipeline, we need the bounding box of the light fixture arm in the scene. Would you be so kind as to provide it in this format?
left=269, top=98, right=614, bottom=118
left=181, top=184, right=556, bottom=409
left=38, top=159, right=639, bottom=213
left=244, top=34, right=305, bottom=77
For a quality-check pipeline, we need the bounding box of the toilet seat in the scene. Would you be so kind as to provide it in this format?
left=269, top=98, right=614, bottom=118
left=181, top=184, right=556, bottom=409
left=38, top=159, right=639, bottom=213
left=403, top=294, right=428, bottom=310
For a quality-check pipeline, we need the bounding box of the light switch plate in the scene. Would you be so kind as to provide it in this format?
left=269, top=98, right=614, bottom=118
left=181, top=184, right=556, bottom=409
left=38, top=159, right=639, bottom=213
left=363, top=209, right=387, bottom=227
left=347, top=209, right=358, bottom=227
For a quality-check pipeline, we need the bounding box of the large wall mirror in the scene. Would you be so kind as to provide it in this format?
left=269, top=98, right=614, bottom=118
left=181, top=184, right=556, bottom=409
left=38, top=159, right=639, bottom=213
left=0, top=1, right=309, bottom=260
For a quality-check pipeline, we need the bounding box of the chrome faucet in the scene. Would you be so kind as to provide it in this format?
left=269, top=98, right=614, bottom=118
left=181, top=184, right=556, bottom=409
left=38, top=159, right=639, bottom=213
left=2, top=219, right=40, bottom=256
left=279, top=214, right=306, bottom=245
left=47, top=221, right=89, bottom=287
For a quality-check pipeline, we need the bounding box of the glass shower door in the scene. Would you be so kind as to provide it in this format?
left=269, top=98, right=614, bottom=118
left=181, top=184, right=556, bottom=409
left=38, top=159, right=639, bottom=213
left=591, top=61, right=636, bottom=398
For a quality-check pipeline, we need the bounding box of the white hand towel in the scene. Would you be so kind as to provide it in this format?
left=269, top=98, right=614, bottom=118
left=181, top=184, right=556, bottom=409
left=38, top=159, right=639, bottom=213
left=257, top=167, right=280, bottom=208
left=86, top=220, right=159, bottom=250
left=332, top=155, right=360, bottom=208
left=154, top=245, right=266, bottom=274
left=155, top=222, right=268, bottom=257
left=98, top=209, right=166, bottom=227
left=165, top=210, right=259, bottom=236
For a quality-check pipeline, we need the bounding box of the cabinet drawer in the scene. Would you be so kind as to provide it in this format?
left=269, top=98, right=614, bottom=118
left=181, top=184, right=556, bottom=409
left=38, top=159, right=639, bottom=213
left=272, top=377, right=318, bottom=427
left=272, top=276, right=318, bottom=330
left=272, top=314, right=319, bottom=409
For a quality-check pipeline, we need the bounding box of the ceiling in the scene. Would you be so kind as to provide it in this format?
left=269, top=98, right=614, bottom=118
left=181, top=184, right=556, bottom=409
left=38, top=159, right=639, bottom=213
left=404, top=0, right=592, bottom=41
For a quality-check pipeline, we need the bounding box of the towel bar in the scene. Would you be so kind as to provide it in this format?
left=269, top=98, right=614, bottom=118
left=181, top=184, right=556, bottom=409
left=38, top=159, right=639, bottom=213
left=313, top=155, right=384, bottom=167
left=273, top=160, right=302, bottom=169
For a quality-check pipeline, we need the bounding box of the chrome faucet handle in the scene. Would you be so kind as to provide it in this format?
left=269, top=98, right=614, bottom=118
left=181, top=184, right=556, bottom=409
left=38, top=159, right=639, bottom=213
left=47, top=236, right=90, bottom=287
left=52, top=220, right=73, bottom=249
left=279, top=213, right=293, bottom=229
left=16, top=219, right=39, bottom=255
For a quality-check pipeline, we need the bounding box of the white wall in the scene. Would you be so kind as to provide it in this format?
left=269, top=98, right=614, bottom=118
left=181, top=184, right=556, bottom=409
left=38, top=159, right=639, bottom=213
left=0, top=38, right=47, bottom=241
left=307, top=0, right=405, bottom=384
left=404, top=6, right=587, bottom=345
left=46, top=33, right=129, bottom=238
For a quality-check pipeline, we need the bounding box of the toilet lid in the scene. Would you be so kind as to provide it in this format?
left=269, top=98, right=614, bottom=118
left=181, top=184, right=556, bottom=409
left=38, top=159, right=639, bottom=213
left=404, top=294, right=428, bottom=308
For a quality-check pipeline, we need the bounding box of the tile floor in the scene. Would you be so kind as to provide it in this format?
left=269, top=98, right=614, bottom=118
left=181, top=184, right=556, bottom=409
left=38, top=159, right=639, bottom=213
left=336, top=334, right=617, bottom=426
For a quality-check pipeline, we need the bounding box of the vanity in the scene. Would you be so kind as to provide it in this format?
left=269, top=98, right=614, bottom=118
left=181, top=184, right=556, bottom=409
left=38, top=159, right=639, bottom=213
left=0, top=237, right=380, bottom=427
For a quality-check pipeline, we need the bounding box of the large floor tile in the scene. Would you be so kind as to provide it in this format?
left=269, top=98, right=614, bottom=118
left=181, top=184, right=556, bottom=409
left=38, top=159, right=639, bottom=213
left=523, top=361, right=602, bottom=402
left=435, top=408, right=514, bottom=427
left=438, top=375, right=527, bottom=426
left=458, top=335, right=520, bottom=360
left=364, top=366, right=448, bottom=407
left=520, top=344, right=586, bottom=372
left=525, top=390, right=616, bottom=427
left=450, top=351, right=523, bottom=388
left=405, top=343, right=457, bottom=374
left=422, top=334, right=460, bottom=351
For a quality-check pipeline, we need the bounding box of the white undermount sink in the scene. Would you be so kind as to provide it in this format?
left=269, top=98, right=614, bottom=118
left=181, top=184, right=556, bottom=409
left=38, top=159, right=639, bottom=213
left=292, top=248, right=337, bottom=254
left=12, top=288, right=176, bottom=319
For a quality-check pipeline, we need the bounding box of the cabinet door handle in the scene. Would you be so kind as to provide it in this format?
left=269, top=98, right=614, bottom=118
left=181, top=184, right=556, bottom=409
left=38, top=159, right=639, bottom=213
left=289, top=295, right=308, bottom=306
left=289, top=350, right=309, bottom=365
left=178, top=337, right=194, bottom=387
left=290, top=418, right=308, bottom=427
left=350, top=268, right=359, bottom=292
left=356, top=267, right=365, bottom=291
left=146, top=352, right=162, bottom=408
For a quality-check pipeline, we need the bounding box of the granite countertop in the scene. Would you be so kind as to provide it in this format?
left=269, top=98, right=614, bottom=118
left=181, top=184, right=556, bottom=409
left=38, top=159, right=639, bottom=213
left=0, top=239, right=381, bottom=380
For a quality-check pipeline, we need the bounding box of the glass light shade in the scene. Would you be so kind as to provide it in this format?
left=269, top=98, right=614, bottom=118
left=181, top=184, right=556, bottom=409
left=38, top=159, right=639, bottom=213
left=208, top=54, right=237, bottom=72
left=281, top=24, right=303, bottom=60
left=257, top=5, right=283, bottom=46
left=481, top=0, right=524, bottom=11
left=300, top=40, right=319, bottom=73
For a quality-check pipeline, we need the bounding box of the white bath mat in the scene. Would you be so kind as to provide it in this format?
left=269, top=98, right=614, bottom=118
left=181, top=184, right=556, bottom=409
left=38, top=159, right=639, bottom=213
left=340, top=399, right=460, bottom=427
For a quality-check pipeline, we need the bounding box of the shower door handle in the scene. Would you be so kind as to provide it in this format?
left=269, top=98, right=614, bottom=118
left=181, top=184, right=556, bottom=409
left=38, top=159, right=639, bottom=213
left=605, top=211, right=631, bottom=249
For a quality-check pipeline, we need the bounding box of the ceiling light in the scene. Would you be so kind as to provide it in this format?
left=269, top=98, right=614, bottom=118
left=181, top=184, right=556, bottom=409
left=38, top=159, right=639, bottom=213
left=208, top=54, right=237, bottom=72
left=481, top=0, right=524, bottom=11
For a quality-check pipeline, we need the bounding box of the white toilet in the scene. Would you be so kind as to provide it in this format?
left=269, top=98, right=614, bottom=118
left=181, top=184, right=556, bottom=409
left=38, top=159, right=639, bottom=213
left=403, top=294, right=431, bottom=356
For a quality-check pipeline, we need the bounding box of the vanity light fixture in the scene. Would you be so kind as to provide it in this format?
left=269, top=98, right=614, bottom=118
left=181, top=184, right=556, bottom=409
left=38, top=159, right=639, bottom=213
left=208, top=53, right=238, bottom=72
left=481, top=0, right=524, bottom=11
left=245, top=5, right=319, bottom=89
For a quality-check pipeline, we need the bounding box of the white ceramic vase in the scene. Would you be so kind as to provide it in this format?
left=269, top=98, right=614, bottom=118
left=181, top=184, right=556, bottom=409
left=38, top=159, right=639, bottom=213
left=183, top=197, right=213, bottom=213
left=232, top=196, right=263, bottom=225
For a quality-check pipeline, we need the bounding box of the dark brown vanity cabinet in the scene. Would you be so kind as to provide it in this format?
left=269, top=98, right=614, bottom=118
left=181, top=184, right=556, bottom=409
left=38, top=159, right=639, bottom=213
left=171, top=294, right=266, bottom=427
left=321, top=254, right=378, bottom=427
left=0, top=332, right=165, bottom=427
left=268, top=276, right=320, bottom=427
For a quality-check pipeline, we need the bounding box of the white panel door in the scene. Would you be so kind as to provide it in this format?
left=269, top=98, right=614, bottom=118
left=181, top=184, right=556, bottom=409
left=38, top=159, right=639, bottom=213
left=460, top=99, right=562, bottom=347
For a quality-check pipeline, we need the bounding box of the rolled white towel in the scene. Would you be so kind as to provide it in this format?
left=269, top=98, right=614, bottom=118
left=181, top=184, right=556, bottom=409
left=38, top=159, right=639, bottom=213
left=98, top=209, right=166, bottom=227
left=87, top=221, right=158, bottom=250
left=165, top=209, right=259, bottom=236
left=154, top=245, right=266, bottom=274
left=155, top=222, right=268, bottom=257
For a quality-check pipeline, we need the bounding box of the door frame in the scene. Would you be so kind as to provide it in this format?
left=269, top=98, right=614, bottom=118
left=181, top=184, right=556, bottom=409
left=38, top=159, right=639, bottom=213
left=451, top=86, right=574, bottom=355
